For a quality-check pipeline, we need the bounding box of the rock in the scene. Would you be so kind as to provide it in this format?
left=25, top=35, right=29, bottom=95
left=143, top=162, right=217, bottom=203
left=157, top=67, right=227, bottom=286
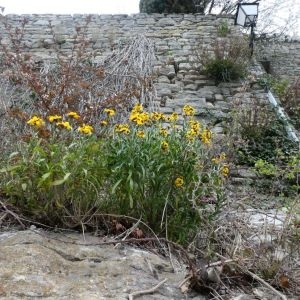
left=0, top=229, right=205, bottom=299
left=157, top=18, right=176, bottom=26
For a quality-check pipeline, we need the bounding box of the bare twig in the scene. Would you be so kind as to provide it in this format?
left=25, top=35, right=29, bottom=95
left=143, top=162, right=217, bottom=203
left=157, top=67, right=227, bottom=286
left=128, top=278, right=168, bottom=300
left=244, top=269, right=288, bottom=300
left=0, top=200, right=25, bottom=229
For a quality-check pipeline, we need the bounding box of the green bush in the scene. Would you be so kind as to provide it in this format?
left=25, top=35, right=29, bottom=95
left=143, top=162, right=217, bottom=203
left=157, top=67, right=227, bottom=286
left=217, top=20, right=231, bottom=37
left=199, top=37, right=250, bottom=84
left=139, top=0, right=196, bottom=14
left=259, top=75, right=300, bottom=130
left=229, top=98, right=297, bottom=166
left=204, top=58, right=244, bottom=83
left=0, top=105, right=229, bottom=244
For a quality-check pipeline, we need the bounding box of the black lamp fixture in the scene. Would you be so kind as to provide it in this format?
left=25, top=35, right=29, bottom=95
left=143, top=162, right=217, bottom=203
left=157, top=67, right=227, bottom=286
left=235, top=2, right=259, bottom=56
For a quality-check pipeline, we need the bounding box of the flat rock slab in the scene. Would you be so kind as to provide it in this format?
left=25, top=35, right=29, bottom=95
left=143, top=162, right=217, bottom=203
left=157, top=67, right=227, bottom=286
left=0, top=229, right=205, bottom=299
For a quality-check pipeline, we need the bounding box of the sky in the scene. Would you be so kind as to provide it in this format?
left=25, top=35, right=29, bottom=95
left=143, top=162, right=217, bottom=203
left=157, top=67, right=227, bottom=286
left=0, top=0, right=140, bottom=15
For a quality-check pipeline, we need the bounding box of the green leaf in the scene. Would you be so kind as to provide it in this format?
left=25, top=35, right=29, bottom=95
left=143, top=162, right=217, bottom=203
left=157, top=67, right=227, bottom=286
left=9, top=152, right=19, bottom=159
left=129, top=194, right=133, bottom=209
left=112, top=179, right=122, bottom=194
left=41, top=172, right=51, bottom=181
left=21, top=183, right=27, bottom=191
left=0, top=165, right=19, bottom=173
left=50, top=173, right=71, bottom=186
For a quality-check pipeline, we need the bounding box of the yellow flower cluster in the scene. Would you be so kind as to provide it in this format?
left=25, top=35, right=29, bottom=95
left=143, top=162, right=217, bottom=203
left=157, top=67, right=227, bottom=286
left=174, top=177, right=184, bottom=188
left=27, top=112, right=96, bottom=135
left=104, top=108, right=116, bottom=117
left=78, top=124, right=93, bottom=134
left=159, top=127, right=169, bottom=137
left=136, top=130, right=145, bottom=138
left=212, top=153, right=226, bottom=164
left=57, top=121, right=72, bottom=130
left=189, top=119, right=201, bottom=133
left=131, top=103, right=143, bottom=113
left=200, top=129, right=212, bottom=145
left=115, top=124, right=130, bottom=135
left=129, top=104, right=150, bottom=126
left=48, top=115, right=62, bottom=123
left=185, top=129, right=197, bottom=141
left=150, top=112, right=165, bottom=122
left=27, top=116, right=45, bottom=127
left=100, top=120, right=108, bottom=126
left=161, top=141, right=169, bottom=152
left=183, top=105, right=196, bottom=116
left=67, top=111, right=80, bottom=120
left=167, top=112, right=178, bottom=122
left=221, top=165, right=229, bottom=177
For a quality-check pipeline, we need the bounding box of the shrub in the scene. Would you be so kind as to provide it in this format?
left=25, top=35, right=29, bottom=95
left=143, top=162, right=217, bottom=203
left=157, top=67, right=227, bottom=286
left=204, top=58, right=242, bottom=83
left=217, top=20, right=231, bottom=37
left=0, top=105, right=229, bottom=244
left=228, top=96, right=297, bottom=166
left=259, top=75, right=300, bottom=130
left=198, top=37, right=250, bottom=84
left=139, top=0, right=196, bottom=14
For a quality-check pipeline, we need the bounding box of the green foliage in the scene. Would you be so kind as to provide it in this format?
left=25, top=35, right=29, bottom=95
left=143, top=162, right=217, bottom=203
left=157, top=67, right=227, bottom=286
left=0, top=129, right=109, bottom=225
left=204, top=58, right=244, bottom=84
left=201, top=38, right=250, bottom=84
left=258, top=74, right=290, bottom=100
left=139, top=0, right=196, bottom=14
left=217, top=20, right=231, bottom=37
left=254, top=151, right=300, bottom=196
left=0, top=105, right=229, bottom=244
left=230, top=98, right=297, bottom=166
left=259, top=75, right=300, bottom=130
left=254, top=159, right=278, bottom=176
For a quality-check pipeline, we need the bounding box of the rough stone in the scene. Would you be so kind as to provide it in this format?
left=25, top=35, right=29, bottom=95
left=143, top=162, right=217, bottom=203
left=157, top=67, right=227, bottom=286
left=0, top=229, right=206, bottom=300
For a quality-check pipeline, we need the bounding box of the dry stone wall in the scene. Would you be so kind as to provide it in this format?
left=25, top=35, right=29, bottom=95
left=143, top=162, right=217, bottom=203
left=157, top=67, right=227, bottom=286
left=0, top=13, right=298, bottom=134
left=256, top=38, right=300, bottom=82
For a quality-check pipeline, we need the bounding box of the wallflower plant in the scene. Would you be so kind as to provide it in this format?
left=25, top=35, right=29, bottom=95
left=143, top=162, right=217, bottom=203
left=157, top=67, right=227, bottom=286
left=0, top=104, right=229, bottom=244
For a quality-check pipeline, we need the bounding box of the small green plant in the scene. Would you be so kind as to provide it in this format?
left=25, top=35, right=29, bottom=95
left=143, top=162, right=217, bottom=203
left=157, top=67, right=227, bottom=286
left=204, top=58, right=244, bottom=83
left=254, top=151, right=300, bottom=196
left=259, top=75, right=300, bottom=129
left=199, top=37, right=250, bottom=84
left=229, top=98, right=298, bottom=166
left=217, top=20, right=231, bottom=37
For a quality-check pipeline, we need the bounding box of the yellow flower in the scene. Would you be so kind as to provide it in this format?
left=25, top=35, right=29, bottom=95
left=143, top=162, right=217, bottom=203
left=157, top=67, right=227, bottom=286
left=78, top=124, right=93, bottom=134
left=129, top=112, right=150, bottom=126
left=220, top=152, right=226, bottom=160
left=159, top=127, right=169, bottom=137
left=212, top=153, right=226, bottom=164
left=174, top=177, right=184, bottom=188
left=48, top=115, right=62, bottom=123
left=183, top=105, right=196, bottom=116
left=168, top=112, right=178, bottom=122
left=104, top=108, right=116, bottom=117
left=185, top=129, right=197, bottom=141
left=100, top=120, right=108, bottom=126
left=27, top=116, right=45, bottom=127
left=67, top=112, right=80, bottom=120
left=161, top=141, right=169, bottom=152
left=151, top=112, right=164, bottom=122
left=131, top=103, right=143, bottom=113
left=189, top=119, right=201, bottom=134
left=115, top=124, right=130, bottom=135
left=57, top=121, right=72, bottom=130
left=200, top=129, right=212, bottom=144
left=221, top=165, right=229, bottom=177
left=136, top=130, right=145, bottom=138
